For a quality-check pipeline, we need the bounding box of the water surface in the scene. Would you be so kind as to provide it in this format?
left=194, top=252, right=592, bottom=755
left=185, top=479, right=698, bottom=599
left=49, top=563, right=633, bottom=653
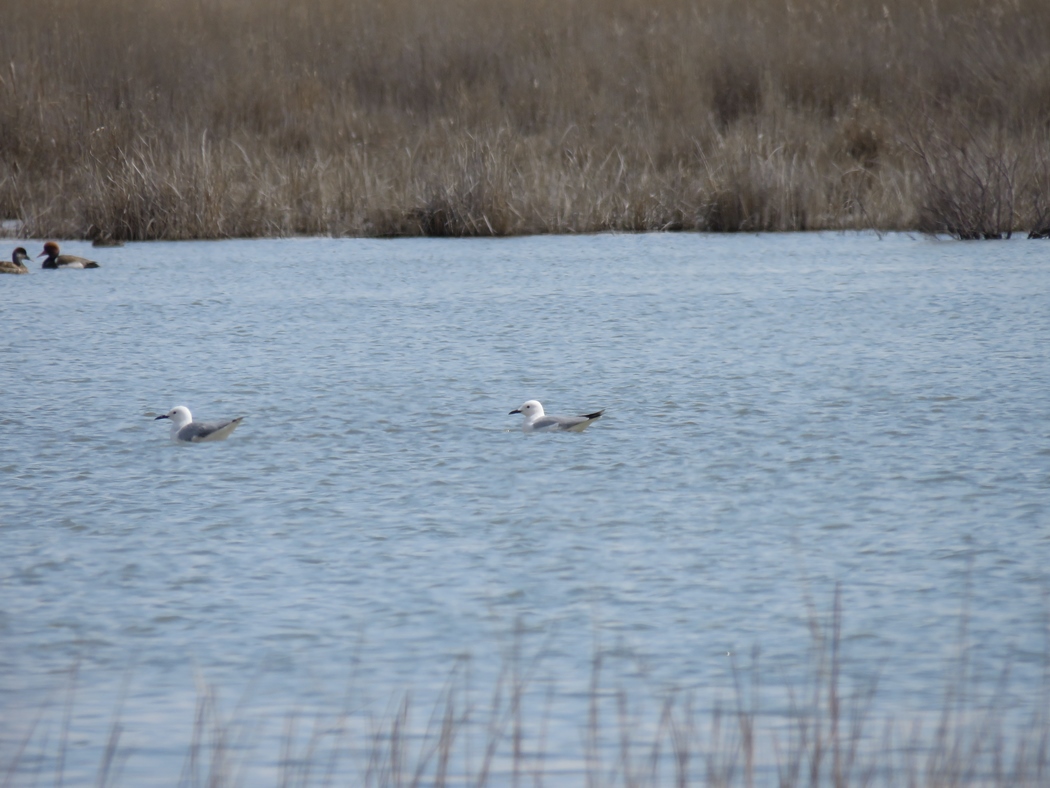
left=2, top=233, right=1048, bottom=783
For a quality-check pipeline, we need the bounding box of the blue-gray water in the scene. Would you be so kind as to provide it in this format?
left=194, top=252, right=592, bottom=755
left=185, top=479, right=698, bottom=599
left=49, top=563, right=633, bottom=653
left=2, top=233, right=1048, bottom=784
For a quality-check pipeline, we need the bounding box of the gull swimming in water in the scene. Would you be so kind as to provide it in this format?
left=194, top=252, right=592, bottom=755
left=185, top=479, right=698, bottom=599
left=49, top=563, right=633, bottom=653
left=38, top=241, right=100, bottom=269
left=155, top=406, right=244, bottom=443
left=509, top=400, right=604, bottom=433
left=1, top=247, right=30, bottom=274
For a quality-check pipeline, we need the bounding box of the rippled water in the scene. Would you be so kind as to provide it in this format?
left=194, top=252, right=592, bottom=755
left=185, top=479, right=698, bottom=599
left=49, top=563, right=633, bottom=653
left=2, top=233, right=1048, bottom=784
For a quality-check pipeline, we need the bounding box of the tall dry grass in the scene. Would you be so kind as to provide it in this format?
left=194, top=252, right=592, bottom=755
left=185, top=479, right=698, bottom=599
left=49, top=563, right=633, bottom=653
left=5, top=592, right=1048, bottom=786
left=1, top=0, right=1049, bottom=239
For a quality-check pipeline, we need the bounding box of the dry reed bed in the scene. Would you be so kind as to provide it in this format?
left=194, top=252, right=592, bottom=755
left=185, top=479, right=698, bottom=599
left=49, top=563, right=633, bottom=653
left=2, top=0, right=1049, bottom=239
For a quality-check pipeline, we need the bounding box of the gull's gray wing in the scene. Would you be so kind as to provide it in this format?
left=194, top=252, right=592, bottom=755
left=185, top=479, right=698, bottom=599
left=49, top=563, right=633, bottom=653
left=530, top=415, right=566, bottom=431
left=177, top=417, right=243, bottom=442
left=532, top=410, right=604, bottom=432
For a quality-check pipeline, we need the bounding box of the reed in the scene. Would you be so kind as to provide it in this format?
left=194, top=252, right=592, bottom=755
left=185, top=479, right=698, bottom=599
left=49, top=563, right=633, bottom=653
left=2, top=0, right=1049, bottom=240
left=4, top=591, right=1048, bottom=786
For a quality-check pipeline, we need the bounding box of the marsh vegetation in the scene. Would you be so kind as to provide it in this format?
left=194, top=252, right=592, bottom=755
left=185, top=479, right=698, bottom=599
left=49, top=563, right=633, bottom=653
left=2, top=0, right=1049, bottom=240
left=6, top=594, right=1048, bottom=786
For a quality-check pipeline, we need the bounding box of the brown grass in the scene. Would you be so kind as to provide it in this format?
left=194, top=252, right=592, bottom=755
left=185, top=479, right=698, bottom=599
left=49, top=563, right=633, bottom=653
left=2, top=0, right=1049, bottom=239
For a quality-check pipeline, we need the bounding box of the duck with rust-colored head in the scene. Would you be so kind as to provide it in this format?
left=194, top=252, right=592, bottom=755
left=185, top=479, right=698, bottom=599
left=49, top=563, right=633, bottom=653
left=38, top=241, right=100, bottom=269
left=1, top=247, right=30, bottom=274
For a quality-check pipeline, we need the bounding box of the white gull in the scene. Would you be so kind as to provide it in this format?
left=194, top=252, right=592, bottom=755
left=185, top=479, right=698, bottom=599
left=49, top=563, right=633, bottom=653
left=155, top=406, right=244, bottom=443
left=509, top=400, right=604, bottom=433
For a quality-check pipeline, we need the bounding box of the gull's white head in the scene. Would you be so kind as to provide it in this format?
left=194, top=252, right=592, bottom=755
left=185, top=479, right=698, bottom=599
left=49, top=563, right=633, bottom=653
left=155, top=406, right=193, bottom=429
left=509, top=400, right=544, bottom=419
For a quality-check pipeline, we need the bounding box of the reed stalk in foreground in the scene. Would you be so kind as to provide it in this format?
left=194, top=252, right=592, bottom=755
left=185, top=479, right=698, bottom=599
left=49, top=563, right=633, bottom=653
left=4, top=590, right=1048, bottom=786
left=2, top=0, right=1049, bottom=240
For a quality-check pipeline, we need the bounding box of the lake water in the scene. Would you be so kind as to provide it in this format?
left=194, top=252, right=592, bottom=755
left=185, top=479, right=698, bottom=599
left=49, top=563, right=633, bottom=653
left=2, top=232, right=1048, bottom=785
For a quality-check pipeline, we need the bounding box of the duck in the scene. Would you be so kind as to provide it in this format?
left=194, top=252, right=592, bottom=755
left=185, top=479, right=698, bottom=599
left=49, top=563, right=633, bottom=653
left=1, top=247, right=30, bottom=274
left=38, top=241, right=100, bottom=269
